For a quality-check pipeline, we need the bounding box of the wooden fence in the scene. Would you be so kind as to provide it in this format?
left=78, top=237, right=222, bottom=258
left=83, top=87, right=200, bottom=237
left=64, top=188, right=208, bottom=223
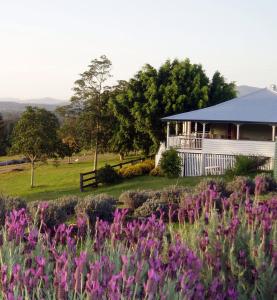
left=80, top=155, right=154, bottom=192
left=178, top=152, right=273, bottom=177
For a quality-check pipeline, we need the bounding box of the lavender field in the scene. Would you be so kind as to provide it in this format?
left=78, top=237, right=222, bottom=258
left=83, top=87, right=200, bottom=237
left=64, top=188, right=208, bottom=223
left=0, top=181, right=277, bottom=299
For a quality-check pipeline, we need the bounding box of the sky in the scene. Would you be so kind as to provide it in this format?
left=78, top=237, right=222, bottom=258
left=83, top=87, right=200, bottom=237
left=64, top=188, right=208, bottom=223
left=1, top=0, right=277, bottom=100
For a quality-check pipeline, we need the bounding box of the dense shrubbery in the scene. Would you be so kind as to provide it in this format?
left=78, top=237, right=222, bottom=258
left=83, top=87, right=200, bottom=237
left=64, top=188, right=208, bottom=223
left=96, top=164, right=121, bottom=184
left=227, top=155, right=269, bottom=176
left=118, top=160, right=155, bottom=178
left=160, top=148, right=181, bottom=178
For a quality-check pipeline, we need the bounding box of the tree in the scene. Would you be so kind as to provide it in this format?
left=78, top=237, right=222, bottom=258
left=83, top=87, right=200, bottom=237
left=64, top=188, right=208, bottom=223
left=70, top=55, right=112, bottom=171
left=11, top=107, right=60, bottom=188
left=0, top=114, right=5, bottom=155
left=56, top=106, right=80, bottom=163
left=208, top=71, right=237, bottom=106
left=109, top=81, right=136, bottom=160
left=111, top=59, right=237, bottom=154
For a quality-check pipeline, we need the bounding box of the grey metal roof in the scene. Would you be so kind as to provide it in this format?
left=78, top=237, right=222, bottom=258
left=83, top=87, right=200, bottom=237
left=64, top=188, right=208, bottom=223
left=162, top=88, right=277, bottom=124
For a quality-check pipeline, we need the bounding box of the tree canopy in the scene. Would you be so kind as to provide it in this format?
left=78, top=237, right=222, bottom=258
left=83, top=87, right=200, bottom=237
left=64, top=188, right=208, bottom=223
left=109, top=58, right=236, bottom=153
left=58, top=56, right=236, bottom=159
left=11, top=107, right=60, bottom=187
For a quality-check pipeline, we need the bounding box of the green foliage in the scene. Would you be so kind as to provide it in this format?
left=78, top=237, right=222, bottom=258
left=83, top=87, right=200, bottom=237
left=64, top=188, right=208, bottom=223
left=96, top=164, right=121, bottom=184
left=75, top=193, right=117, bottom=224
left=118, top=160, right=155, bottom=178
left=0, top=194, right=26, bottom=225
left=160, top=148, right=181, bottom=178
left=228, top=155, right=269, bottom=176
left=0, top=114, right=6, bottom=155
left=208, top=71, right=237, bottom=106
left=110, top=58, right=236, bottom=154
left=11, top=107, right=60, bottom=160
left=11, top=107, right=61, bottom=187
left=66, top=55, right=113, bottom=170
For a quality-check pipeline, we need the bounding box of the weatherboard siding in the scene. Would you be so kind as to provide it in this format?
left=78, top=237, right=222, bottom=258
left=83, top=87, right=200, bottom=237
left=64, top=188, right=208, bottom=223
left=202, top=139, right=275, bottom=157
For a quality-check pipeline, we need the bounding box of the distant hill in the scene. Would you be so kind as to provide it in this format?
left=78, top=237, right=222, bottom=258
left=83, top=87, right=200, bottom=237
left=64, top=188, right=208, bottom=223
left=236, top=85, right=262, bottom=97
left=0, top=98, right=68, bottom=118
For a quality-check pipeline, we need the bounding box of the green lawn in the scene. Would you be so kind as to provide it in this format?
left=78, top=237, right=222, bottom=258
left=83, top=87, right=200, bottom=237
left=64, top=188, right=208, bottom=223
left=0, top=153, right=202, bottom=201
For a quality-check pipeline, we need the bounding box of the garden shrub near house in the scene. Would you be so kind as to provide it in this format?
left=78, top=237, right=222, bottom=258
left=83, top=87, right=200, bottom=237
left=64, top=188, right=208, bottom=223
left=228, top=155, right=269, bottom=176
left=118, top=160, right=155, bottom=178
left=160, top=148, right=181, bottom=178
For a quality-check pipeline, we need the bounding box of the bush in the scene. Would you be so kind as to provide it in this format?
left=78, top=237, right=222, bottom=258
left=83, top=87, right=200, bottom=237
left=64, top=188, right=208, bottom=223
left=150, top=166, right=164, bottom=176
left=133, top=198, right=169, bottom=219
left=226, top=176, right=255, bottom=195
left=229, top=155, right=269, bottom=176
left=27, top=200, right=68, bottom=228
left=254, top=173, right=276, bottom=194
left=0, top=194, right=27, bottom=225
left=160, top=187, right=190, bottom=204
left=119, top=191, right=150, bottom=211
left=75, top=194, right=117, bottom=224
left=118, top=160, right=155, bottom=178
left=96, top=164, right=121, bottom=184
left=56, top=195, right=80, bottom=216
left=160, top=148, right=181, bottom=178
left=194, top=178, right=227, bottom=196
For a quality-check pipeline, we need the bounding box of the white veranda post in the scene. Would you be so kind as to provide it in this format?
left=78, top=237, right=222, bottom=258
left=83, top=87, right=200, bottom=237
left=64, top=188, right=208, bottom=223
left=202, top=123, right=206, bottom=139
left=236, top=124, right=240, bottom=140
left=272, top=125, right=276, bottom=141
left=175, top=122, right=178, bottom=135
left=182, top=122, right=186, bottom=134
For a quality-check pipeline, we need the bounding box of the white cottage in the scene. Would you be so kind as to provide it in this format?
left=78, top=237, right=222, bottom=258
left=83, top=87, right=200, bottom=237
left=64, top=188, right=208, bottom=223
left=156, top=87, right=277, bottom=176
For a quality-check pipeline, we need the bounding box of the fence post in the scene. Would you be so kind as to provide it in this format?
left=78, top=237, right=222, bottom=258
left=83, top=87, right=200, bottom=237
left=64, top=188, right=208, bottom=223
left=80, top=174, right=83, bottom=192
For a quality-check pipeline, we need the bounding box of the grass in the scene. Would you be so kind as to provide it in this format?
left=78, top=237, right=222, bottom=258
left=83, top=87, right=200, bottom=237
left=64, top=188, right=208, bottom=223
left=0, top=153, right=202, bottom=201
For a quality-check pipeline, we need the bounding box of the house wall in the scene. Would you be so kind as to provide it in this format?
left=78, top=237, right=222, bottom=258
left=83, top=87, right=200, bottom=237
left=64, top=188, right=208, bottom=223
left=202, top=138, right=275, bottom=157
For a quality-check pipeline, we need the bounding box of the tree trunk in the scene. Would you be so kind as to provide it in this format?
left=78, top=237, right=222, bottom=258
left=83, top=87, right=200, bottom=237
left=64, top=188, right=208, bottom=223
left=119, top=153, right=124, bottom=161
left=93, top=134, right=98, bottom=171
left=30, top=160, right=35, bottom=188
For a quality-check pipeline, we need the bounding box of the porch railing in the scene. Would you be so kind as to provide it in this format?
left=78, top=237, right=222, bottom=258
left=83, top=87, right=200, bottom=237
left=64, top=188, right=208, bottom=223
left=168, top=133, right=209, bottom=150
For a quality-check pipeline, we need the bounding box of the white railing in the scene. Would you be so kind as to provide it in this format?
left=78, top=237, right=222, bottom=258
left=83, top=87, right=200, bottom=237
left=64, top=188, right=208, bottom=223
left=178, top=152, right=274, bottom=177
left=168, top=133, right=209, bottom=150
